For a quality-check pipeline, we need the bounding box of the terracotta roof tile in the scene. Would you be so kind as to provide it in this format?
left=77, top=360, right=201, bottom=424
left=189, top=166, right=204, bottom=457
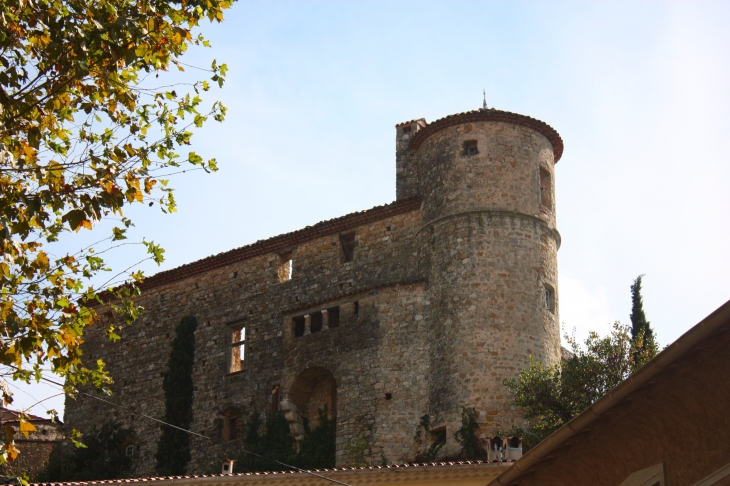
left=31, top=460, right=514, bottom=486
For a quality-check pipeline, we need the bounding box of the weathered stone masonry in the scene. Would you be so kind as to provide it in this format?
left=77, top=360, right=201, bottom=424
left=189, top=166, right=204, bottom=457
left=64, top=108, right=564, bottom=475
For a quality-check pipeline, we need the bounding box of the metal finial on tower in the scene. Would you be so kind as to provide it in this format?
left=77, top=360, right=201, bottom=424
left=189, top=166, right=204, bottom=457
left=482, top=89, right=488, bottom=110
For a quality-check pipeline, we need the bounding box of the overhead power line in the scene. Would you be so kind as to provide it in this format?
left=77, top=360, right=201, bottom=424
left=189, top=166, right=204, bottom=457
left=16, top=370, right=351, bottom=486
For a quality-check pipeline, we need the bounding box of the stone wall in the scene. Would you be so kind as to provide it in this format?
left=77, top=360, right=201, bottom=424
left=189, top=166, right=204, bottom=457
left=64, top=108, right=564, bottom=475
left=65, top=204, right=429, bottom=475
left=412, top=117, right=561, bottom=456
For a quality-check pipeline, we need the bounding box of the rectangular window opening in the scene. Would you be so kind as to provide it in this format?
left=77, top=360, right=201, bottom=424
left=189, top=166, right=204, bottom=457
left=278, top=253, right=293, bottom=282
left=229, top=325, right=245, bottom=373
left=463, top=140, right=478, bottom=156
left=340, top=232, right=356, bottom=263
left=353, top=301, right=359, bottom=315
left=544, top=286, right=555, bottom=313
left=311, top=311, right=323, bottom=333
left=293, top=316, right=305, bottom=337
left=328, top=306, right=340, bottom=328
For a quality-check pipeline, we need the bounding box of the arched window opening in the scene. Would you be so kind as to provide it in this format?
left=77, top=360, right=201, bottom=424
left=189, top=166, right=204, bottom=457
left=286, top=367, right=337, bottom=433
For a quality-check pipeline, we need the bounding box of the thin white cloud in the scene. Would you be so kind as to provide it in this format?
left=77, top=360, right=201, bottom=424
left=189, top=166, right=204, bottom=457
left=559, top=272, right=617, bottom=347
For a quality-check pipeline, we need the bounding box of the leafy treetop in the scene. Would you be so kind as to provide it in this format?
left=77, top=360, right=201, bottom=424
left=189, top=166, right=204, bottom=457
left=630, top=275, right=658, bottom=365
left=503, top=322, right=658, bottom=449
left=0, top=0, right=230, bottom=466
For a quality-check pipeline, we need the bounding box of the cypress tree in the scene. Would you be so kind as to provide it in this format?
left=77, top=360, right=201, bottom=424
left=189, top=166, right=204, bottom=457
left=629, top=275, right=658, bottom=365
left=155, top=315, right=198, bottom=475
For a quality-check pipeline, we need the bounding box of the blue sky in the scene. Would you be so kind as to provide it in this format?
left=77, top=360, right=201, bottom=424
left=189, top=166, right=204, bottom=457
left=11, top=1, right=730, bottom=419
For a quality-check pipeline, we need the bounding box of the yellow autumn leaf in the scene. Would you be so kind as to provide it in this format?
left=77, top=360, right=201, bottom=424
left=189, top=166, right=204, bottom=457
left=19, top=419, right=37, bottom=438
left=6, top=443, right=19, bottom=461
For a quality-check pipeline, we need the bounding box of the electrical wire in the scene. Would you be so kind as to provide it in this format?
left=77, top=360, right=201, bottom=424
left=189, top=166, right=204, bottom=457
left=29, top=372, right=351, bottom=486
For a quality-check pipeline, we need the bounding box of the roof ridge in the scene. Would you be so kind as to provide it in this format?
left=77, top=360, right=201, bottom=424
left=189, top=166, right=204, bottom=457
left=133, top=197, right=422, bottom=291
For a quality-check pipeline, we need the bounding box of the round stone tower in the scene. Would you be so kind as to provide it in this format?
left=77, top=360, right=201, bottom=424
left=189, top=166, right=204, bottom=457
left=398, top=108, right=563, bottom=449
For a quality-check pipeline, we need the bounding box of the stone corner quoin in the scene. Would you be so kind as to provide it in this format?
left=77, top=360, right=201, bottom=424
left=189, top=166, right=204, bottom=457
left=66, top=107, right=563, bottom=474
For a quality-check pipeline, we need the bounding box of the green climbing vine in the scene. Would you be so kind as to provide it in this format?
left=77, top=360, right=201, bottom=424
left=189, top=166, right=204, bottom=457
left=413, top=414, right=445, bottom=462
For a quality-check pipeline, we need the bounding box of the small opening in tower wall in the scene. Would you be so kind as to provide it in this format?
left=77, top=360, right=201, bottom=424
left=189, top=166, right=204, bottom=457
left=539, top=167, right=553, bottom=210
left=293, top=316, right=306, bottom=337
left=310, top=311, right=323, bottom=333
left=463, top=140, right=479, bottom=156
left=270, top=385, right=280, bottom=413
left=278, top=252, right=293, bottom=282
left=340, top=232, right=356, bottom=262
left=401, top=125, right=412, bottom=134
left=327, top=306, right=340, bottom=328
left=544, top=285, right=555, bottom=313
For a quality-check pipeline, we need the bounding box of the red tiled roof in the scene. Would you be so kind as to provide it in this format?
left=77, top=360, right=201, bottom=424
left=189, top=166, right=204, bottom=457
left=135, top=197, right=422, bottom=291
left=2, top=409, right=59, bottom=423
left=409, top=109, right=564, bottom=162
left=31, top=460, right=513, bottom=486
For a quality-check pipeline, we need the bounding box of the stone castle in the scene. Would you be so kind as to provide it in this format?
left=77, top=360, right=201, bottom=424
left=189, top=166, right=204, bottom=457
left=65, top=107, right=564, bottom=474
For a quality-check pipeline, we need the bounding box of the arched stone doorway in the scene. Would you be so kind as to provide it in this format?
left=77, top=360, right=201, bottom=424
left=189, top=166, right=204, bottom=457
left=281, top=367, right=336, bottom=441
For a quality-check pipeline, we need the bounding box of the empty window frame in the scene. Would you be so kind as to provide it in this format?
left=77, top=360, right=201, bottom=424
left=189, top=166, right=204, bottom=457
left=292, top=305, right=342, bottom=337
left=544, top=285, right=555, bottom=313
left=327, top=306, right=340, bottom=328
left=463, top=140, right=479, bottom=156
left=222, top=407, right=242, bottom=441
left=229, top=325, right=245, bottom=373
left=293, top=316, right=306, bottom=337
left=278, top=252, right=293, bottom=282
left=310, top=311, right=323, bottom=333
left=539, top=167, right=553, bottom=209
left=340, top=232, right=356, bottom=262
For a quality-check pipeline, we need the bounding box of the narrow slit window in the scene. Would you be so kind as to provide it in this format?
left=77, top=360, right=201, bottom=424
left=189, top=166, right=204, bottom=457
left=278, top=253, right=293, bottom=282
left=353, top=301, right=359, bottom=315
left=229, top=325, right=245, bottom=372
left=340, top=232, right=356, bottom=262
left=463, top=140, right=478, bottom=156
left=539, top=168, right=553, bottom=210
left=270, top=385, right=280, bottom=413
left=544, top=286, right=555, bottom=313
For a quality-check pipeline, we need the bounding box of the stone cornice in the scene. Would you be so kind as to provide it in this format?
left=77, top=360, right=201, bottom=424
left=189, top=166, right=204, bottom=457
left=416, top=209, right=561, bottom=249
left=409, top=109, right=563, bottom=162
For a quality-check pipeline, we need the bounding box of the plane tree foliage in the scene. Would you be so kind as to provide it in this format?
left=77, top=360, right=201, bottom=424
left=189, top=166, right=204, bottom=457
left=0, top=0, right=231, bottom=464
